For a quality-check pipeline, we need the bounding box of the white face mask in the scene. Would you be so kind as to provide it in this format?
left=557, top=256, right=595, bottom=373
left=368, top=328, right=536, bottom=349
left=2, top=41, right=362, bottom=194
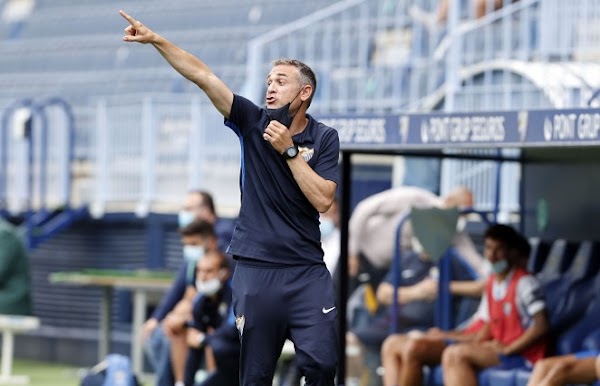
left=178, top=210, right=195, bottom=228
left=491, top=259, right=509, bottom=274
left=196, top=277, right=222, bottom=296
left=319, top=218, right=336, bottom=239
left=183, top=245, right=205, bottom=262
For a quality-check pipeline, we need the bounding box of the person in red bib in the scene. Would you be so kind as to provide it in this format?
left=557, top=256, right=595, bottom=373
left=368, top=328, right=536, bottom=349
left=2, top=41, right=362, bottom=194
left=380, top=225, right=547, bottom=386
left=441, top=224, right=549, bottom=386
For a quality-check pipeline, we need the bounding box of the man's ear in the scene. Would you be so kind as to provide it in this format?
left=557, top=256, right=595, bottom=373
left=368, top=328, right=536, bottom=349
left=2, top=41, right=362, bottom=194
left=301, top=84, right=313, bottom=103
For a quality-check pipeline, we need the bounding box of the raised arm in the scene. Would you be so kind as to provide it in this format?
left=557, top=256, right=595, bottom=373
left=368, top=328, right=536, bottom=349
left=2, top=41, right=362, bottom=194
left=119, top=10, right=233, bottom=118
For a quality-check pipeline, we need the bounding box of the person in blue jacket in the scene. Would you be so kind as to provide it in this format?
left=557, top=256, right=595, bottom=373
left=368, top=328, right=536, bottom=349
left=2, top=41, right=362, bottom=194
left=184, top=250, right=238, bottom=386
left=142, top=219, right=218, bottom=386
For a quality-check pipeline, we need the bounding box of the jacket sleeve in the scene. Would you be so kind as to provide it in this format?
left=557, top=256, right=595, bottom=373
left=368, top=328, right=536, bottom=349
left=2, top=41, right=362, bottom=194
left=151, top=263, right=188, bottom=321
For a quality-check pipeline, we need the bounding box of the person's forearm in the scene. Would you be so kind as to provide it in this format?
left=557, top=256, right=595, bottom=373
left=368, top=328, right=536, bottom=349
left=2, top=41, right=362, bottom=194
left=397, top=286, right=419, bottom=304
left=152, top=36, right=233, bottom=117
left=449, top=280, right=485, bottom=297
left=151, top=35, right=210, bottom=86
left=120, top=10, right=233, bottom=118
left=504, top=315, right=548, bottom=355
left=286, top=157, right=335, bottom=213
left=377, top=281, right=427, bottom=305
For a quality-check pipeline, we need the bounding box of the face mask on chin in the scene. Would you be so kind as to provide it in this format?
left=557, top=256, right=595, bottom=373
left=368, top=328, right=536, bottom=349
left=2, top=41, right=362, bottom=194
left=266, top=88, right=304, bottom=129
left=491, top=259, right=509, bottom=274
left=266, top=102, right=294, bottom=128
left=196, top=277, right=222, bottom=296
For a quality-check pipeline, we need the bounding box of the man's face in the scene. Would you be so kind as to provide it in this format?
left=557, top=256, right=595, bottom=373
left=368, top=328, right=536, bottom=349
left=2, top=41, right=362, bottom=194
left=182, top=193, right=210, bottom=222
left=196, top=254, right=223, bottom=283
left=265, top=64, right=304, bottom=110
left=484, top=237, right=509, bottom=264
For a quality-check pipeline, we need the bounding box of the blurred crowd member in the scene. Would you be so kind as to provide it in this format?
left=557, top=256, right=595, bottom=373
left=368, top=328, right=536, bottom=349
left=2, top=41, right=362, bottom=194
left=526, top=351, right=600, bottom=386
left=142, top=219, right=218, bottom=386
left=346, top=244, right=481, bottom=386
left=184, top=250, right=239, bottom=386
left=178, top=190, right=234, bottom=253
left=320, top=197, right=340, bottom=277
left=348, top=186, right=484, bottom=280
left=0, top=218, right=32, bottom=315
left=410, top=0, right=520, bottom=31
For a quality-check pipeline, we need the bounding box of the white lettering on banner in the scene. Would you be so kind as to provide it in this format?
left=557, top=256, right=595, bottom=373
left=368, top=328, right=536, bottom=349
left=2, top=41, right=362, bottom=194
left=552, top=114, right=577, bottom=140
left=577, top=113, right=600, bottom=140
left=543, top=113, right=600, bottom=141
left=420, top=116, right=505, bottom=143
left=323, top=118, right=386, bottom=144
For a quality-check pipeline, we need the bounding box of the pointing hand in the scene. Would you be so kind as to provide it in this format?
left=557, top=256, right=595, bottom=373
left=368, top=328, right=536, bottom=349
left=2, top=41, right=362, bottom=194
left=120, top=10, right=156, bottom=44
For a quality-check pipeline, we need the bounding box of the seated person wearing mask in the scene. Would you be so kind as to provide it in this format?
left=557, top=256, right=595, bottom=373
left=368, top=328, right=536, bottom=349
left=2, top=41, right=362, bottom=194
left=178, top=190, right=234, bottom=254
left=380, top=225, right=548, bottom=386
left=184, top=250, right=239, bottom=386
left=142, top=219, right=218, bottom=386
left=346, top=236, right=481, bottom=385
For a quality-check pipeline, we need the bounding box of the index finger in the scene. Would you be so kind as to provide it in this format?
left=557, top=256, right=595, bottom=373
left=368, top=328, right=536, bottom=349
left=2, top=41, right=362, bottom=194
left=119, top=10, right=138, bottom=26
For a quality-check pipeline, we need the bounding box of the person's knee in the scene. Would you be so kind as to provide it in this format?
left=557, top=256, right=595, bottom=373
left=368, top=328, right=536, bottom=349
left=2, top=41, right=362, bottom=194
left=532, top=357, right=553, bottom=374
left=441, top=345, right=462, bottom=367
left=346, top=331, right=359, bottom=346
left=402, top=338, right=428, bottom=361
left=380, top=335, right=397, bottom=358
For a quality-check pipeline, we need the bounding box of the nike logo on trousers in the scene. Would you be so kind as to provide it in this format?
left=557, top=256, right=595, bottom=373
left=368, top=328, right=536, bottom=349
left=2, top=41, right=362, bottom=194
left=322, top=306, right=336, bottom=314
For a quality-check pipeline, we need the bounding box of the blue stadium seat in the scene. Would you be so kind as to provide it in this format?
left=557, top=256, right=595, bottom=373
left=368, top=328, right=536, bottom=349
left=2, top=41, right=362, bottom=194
left=479, top=367, right=515, bottom=386
left=427, top=365, right=518, bottom=386
left=582, top=329, right=600, bottom=352
left=537, top=239, right=579, bottom=286
left=425, top=364, right=444, bottom=386
left=514, top=368, right=532, bottom=386
left=546, top=241, right=600, bottom=332
left=526, top=237, right=550, bottom=274
left=555, top=282, right=600, bottom=355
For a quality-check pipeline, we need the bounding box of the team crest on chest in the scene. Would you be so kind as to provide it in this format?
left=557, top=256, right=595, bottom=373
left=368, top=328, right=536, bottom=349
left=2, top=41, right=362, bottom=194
left=298, top=146, right=314, bottom=162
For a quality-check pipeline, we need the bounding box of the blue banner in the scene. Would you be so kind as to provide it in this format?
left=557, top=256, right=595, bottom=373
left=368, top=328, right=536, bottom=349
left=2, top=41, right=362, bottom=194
left=319, top=108, right=600, bottom=149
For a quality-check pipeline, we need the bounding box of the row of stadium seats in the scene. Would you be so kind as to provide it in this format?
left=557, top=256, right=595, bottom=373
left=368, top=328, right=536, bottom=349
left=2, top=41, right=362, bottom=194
left=0, top=0, right=340, bottom=101
left=427, top=239, right=600, bottom=386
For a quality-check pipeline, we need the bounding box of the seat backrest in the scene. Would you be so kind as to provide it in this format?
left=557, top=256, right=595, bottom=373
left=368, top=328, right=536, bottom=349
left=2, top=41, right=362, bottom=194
left=555, top=284, right=600, bottom=354
left=527, top=237, right=550, bottom=274
left=563, top=241, right=600, bottom=282
left=548, top=271, right=599, bottom=333
left=537, top=239, right=578, bottom=285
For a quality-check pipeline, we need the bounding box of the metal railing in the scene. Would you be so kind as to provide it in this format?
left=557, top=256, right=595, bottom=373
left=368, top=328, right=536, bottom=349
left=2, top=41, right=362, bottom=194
left=2, top=0, right=600, bottom=216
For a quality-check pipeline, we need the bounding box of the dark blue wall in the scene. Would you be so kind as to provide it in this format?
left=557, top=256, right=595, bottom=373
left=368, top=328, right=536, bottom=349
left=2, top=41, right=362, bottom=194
left=16, top=213, right=183, bottom=366
left=523, top=162, right=600, bottom=240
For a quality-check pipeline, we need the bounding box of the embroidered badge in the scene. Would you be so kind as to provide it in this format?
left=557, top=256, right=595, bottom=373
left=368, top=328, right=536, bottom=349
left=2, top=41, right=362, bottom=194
left=298, top=146, right=314, bottom=162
